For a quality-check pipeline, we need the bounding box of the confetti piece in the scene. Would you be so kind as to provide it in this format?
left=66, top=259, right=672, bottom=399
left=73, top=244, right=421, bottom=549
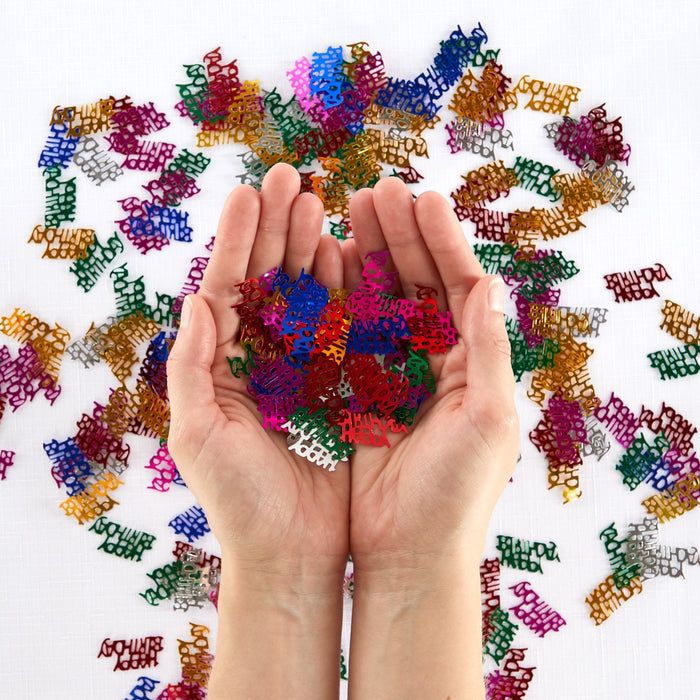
left=145, top=440, right=180, bottom=493
left=89, top=516, right=156, bottom=562
left=59, top=473, right=123, bottom=525
left=599, top=522, right=641, bottom=588
left=603, top=263, right=672, bottom=302
left=27, top=224, right=95, bottom=259
left=168, top=505, right=210, bottom=543
left=639, top=401, right=697, bottom=454
left=483, top=607, right=519, bottom=664
left=176, top=623, right=213, bottom=691
left=124, top=676, right=160, bottom=700
left=340, top=648, right=349, bottom=680
left=172, top=546, right=219, bottom=612
left=514, top=75, right=580, bottom=115
left=0, top=449, right=16, bottom=480
left=72, top=135, right=123, bottom=185
left=98, top=636, right=163, bottom=672
left=480, top=557, right=501, bottom=645
left=585, top=574, right=643, bottom=626
left=140, top=561, right=182, bottom=607
left=496, top=536, right=560, bottom=573
left=508, top=581, right=566, bottom=638
left=485, top=648, right=535, bottom=699
left=43, top=165, right=77, bottom=227
left=660, top=299, right=700, bottom=344
left=615, top=433, right=670, bottom=491
left=647, top=342, right=700, bottom=380
left=68, top=232, right=125, bottom=292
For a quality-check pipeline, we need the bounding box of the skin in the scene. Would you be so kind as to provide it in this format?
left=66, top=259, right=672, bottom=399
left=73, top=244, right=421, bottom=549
left=166, top=162, right=519, bottom=699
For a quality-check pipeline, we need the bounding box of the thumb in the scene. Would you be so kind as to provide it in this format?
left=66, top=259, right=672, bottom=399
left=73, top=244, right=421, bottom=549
left=166, top=294, right=220, bottom=461
left=461, top=276, right=516, bottom=409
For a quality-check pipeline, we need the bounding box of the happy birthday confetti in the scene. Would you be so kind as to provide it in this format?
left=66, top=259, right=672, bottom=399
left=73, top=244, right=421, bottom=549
left=0, top=19, right=695, bottom=700
left=228, top=252, right=456, bottom=469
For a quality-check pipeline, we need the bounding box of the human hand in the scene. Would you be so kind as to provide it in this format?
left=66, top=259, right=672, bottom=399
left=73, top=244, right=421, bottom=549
left=340, top=177, right=518, bottom=699
left=167, top=163, right=351, bottom=698
left=343, top=176, right=519, bottom=575
left=166, top=162, right=350, bottom=577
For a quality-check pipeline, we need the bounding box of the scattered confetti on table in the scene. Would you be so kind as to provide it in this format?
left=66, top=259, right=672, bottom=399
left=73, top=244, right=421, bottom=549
left=2, top=18, right=697, bottom=699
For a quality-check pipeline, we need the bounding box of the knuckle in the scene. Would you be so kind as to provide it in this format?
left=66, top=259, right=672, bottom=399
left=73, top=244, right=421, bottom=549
left=491, top=326, right=513, bottom=360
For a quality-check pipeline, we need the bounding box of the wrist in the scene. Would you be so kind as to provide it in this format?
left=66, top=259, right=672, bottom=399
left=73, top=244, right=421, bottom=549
left=348, top=547, right=486, bottom=699
left=220, top=548, right=348, bottom=600
left=208, top=554, right=345, bottom=700
left=351, top=539, right=485, bottom=598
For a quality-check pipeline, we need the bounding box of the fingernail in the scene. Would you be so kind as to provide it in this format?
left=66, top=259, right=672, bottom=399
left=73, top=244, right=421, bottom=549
left=180, top=295, right=192, bottom=328
left=488, top=277, right=505, bottom=312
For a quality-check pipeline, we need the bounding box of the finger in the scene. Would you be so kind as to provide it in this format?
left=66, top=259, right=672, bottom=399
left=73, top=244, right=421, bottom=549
left=340, top=237, right=364, bottom=292
left=372, top=176, right=443, bottom=304
left=247, top=163, right=301, bottom=278
left=462, top=276, right=516, bottom=407
left=312, top=234, right=343, bottom=290
left=414, top=190, right=487, bottom=331
left=284, top=192, right=325, bottom=279
left=199, top=184, right=261, bottom=345
left=347, top=187, right=389, bottom=263
left=167, top=295, right=223, bottom=465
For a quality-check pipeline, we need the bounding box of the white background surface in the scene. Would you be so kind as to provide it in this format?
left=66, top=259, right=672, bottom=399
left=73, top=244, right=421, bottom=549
left=1, top=1, right=698, bottom=698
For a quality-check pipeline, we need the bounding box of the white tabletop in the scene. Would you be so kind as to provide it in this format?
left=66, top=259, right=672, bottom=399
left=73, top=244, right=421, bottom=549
left=1, top=1, right=698, bottom=698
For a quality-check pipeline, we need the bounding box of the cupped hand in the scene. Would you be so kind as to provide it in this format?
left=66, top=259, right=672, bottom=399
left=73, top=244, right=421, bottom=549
left=342, top=177, right=520, bottom=572
left=166, top=163, right=350, bottom=573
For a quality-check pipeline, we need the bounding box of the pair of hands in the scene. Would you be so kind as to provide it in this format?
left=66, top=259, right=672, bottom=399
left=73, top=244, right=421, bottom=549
left=166, top=162, right=519, bottom=587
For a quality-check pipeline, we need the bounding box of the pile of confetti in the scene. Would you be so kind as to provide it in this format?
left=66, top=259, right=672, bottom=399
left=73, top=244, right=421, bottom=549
left=230, top=253, right=456, bottom=470
left=0, top=20, right=697, bottom=699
